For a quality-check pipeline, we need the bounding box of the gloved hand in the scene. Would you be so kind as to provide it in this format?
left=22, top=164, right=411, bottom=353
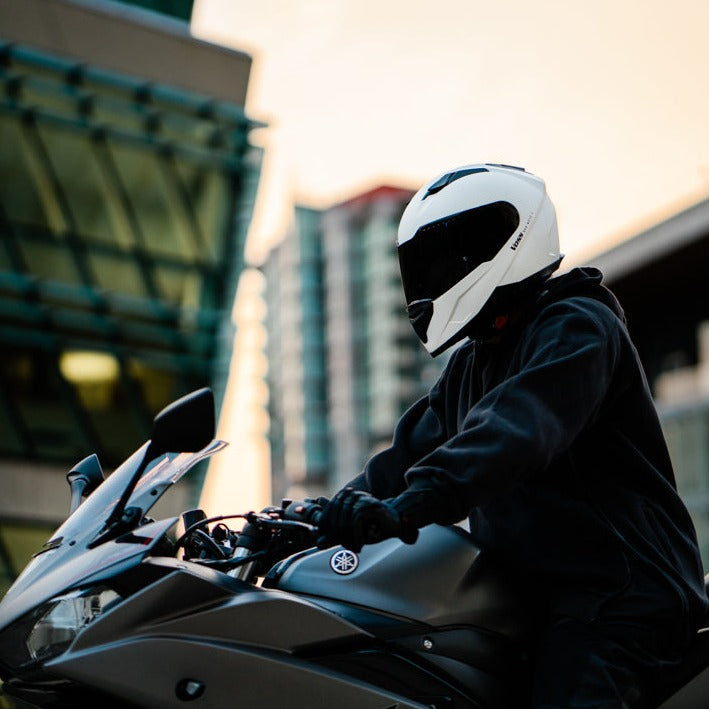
left=318, top=487, right=418, bottom=553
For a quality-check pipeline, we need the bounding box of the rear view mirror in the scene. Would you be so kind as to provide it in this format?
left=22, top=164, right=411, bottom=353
left=66, top=454, right=105, bottom=514
left=149, top=387, right=215, bottom=460
left=101, top=388, right=216, bottom=536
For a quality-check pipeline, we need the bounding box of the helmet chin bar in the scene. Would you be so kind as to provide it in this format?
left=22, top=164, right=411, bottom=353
left=407, top=299, right=434, bottom=344
left=417, top=258, right=564, bottom=356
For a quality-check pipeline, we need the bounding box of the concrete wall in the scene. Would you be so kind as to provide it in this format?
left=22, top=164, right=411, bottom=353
left=0, top=0, right=251, bottom=105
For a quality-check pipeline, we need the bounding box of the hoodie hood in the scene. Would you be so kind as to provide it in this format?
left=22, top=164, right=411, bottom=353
left=468, top=266, right=624, bottom=346
left=538, top=267, right=626, bottom=323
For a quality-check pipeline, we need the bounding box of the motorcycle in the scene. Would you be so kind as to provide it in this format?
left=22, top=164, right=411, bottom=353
left=1, top=388, right=708, bottom=708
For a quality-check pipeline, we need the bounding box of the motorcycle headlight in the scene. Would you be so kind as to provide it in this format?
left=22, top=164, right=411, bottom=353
left=26, top=587, right=121, bottom=664
left=0, top=587, right=121, bottom=675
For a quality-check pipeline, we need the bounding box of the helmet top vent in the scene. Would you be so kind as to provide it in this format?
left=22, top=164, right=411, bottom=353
left=422, top=167, right=488, bottom=200
left=485, top=163, right=526, bottom=172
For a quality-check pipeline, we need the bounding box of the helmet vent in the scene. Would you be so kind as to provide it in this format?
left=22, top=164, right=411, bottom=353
left=422, top=167, right=489, bottom=200
left=485, top=163, right=526, bottom=172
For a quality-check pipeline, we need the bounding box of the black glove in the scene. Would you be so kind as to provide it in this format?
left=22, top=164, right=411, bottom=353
left=318, top=487, right=418, bottom=553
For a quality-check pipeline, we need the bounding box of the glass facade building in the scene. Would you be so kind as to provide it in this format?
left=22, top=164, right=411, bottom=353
left=0, top=42, right=258, bottom=465
left=0, top=1, right=260, bottom=594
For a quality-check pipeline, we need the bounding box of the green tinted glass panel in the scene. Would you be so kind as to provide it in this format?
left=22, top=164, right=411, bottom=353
left=153, top=265, right=201, bottom=309
left=91, top=398, right=146, bottom=464
left=17, top=235, right=80, bottom=282
left=21, top=75, right=77, bottom=117
left=0, top=389, right=25, bottom=456
left=36, top=123, right=127, bottom=247
left=91, top=99, right=147, bottom=136
left=59, top=350, right=146, bottom=464
left=87, top=252, right=148, bottom=298
left=127, top=357, right=180, bottom=415
left=158, top=112, right=211, bottom=147
left=0, top=115, right=52, bottom=228
left=0, top=240, right=13, bottom=270
left=7, top=350, right=89, bottom=461
left=109, top=142, right=198, bottom=261
left=174, top=161, right=230, bottom=263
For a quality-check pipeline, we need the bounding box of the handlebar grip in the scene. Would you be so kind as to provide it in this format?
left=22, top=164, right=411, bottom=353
left=283, top=500, right=323, bottom=526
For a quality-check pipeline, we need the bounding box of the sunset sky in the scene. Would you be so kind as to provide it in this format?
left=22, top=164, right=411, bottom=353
left=192, top=0, right=709, bottom=513
left=192, top=0, right=709, bottom=264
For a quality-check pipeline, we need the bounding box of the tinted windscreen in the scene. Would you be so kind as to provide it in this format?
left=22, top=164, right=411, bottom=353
left=398, top=201, right=520, bottom=304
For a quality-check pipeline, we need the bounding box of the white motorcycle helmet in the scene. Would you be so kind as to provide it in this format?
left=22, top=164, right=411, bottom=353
left=398, top=163, right=562, bottom=356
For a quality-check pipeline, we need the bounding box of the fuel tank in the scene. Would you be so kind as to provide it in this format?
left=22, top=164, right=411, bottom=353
left=273, top=524, right=528, bottom=639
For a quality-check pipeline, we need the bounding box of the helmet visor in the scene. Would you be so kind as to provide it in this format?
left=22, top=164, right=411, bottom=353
left=398, top=201, right=520, bottom=304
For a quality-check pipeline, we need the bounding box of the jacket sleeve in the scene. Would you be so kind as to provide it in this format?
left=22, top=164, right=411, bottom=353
left=393, top=298, right=623, bottom=527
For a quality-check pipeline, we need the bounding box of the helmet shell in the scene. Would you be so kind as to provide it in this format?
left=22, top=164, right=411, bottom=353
left=398, top=164, right=561, bottom=355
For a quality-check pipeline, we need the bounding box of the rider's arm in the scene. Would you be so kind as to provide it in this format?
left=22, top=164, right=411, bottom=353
left=345, top=350, right=458, bottom=499
left=391, top=297, right=624, bottom=527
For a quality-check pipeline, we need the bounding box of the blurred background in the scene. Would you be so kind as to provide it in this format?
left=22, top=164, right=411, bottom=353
left=0, top=0, right=708, bottom=598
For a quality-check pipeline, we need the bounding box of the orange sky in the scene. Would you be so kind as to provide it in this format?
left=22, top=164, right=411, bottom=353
left=192, top=0, right=709, bottom=266
left=192, top=0, right=709, bottom=513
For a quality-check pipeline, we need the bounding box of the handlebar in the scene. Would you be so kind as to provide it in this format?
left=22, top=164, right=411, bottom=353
left=282, top=500, right=323, bottom=527
left=177, top=497, right=416, bottom=577
left=282, top=498, right=415, bottom=548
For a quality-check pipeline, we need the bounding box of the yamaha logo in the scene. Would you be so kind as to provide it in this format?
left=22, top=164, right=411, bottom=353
left=330, top=549, right=359, bottom=575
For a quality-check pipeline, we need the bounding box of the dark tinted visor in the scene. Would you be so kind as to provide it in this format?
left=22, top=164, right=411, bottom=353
left=398, top=201, right=520, bottom=304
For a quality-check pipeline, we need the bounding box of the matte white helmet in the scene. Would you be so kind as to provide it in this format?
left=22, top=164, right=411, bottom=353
left=397, top=163, right=562, bottom=356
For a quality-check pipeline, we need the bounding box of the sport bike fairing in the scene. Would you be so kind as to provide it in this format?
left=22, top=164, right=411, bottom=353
left=0, top=440, right=226, bottom=630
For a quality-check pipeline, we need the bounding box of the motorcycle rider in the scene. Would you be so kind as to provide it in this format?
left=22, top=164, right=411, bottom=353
left=318, top=164, right=708, bottom=708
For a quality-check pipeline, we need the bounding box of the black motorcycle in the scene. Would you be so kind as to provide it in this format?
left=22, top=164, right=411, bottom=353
left=0, top=388, right=707, bottom=708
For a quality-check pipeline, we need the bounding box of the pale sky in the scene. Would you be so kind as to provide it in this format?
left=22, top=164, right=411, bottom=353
left=193, top=0, right=709, bottom=513
left=192, top=0, right=709, bottom=265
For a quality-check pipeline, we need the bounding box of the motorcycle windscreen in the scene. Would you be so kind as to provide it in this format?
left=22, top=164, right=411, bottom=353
left=0, top=440, right=226, bottom=623
left=398, top=201, right=520, bottom=305
left=50, top=439, right=226, bottom=552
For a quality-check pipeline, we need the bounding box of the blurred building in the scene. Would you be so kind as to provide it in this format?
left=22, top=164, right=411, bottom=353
left=265, top=186, right=447, bottom=503
left=588, top=197, right=709, bottom=560
left=0, top=0, right=261, bottom=593
left=265, top=207, right=329, bottom=502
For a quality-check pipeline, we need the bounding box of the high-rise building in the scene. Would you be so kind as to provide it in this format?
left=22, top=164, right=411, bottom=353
left=264, top=207, right=329, bottom=502
left=265, top=187, right=446, bottom=502
left=323, top=187, right=446, bottom=490
left=0, top=0, right=261, bottom=593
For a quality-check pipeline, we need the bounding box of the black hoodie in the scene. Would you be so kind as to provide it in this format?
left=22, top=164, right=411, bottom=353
left=353, top=267, right=708, bottom=630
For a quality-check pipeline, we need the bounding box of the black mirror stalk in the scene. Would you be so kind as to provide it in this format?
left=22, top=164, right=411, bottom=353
left=67, top=454, right=105, bottom=515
